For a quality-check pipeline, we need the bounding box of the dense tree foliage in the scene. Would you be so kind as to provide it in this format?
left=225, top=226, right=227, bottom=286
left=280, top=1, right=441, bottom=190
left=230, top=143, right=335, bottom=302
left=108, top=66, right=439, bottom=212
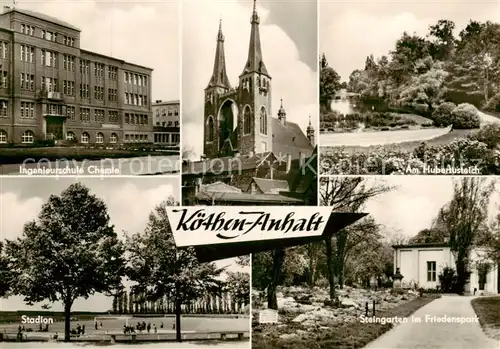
left=4, top=183, right=125, bottom=342
left=437, top=178, right=495, bottom=293
left=322, top=19, right=500, bottom=113
left=126, top=198, right=226, bottom=342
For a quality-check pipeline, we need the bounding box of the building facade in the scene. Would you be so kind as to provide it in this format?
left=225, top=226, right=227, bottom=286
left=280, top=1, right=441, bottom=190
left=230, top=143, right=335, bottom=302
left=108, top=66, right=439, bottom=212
left=393, top=243, right=499, bottom=295
left=152, top=99, right=179, bottom=146
left=0, top=7, right=153, bottom=146
left=201, top=2, right=314, bottom=160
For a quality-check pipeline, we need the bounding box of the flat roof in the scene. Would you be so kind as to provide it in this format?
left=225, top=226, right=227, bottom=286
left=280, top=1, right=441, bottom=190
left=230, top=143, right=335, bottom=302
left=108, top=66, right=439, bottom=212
left=393, top=243, right=449, bottom=249
left=2, top=8, right=81, bottom=32
left=80, top=49, right=153, bottom=71
left=153, top=100, right=180, bottom=106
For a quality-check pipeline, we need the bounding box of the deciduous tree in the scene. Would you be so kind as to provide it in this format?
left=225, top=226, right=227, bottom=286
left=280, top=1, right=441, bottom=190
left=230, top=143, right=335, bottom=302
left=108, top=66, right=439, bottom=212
left=437, top=177, right=495, bottom=293
left=126, top=198, right=225, bottom=341
left=5, top=183, right=125, bottom=342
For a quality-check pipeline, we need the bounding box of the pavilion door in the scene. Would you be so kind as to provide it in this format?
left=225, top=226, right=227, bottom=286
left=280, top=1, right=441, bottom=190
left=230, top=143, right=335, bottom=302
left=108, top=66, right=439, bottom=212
left=478, top=264, right=489, bottom=291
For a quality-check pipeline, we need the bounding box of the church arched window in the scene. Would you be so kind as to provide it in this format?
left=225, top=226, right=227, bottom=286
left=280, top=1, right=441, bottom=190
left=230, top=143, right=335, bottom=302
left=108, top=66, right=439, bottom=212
left=260, top=107, right=267, bottom=135
left=207, top=116, right=214, bottom=142
left=243, top=106, right=251, bottom=134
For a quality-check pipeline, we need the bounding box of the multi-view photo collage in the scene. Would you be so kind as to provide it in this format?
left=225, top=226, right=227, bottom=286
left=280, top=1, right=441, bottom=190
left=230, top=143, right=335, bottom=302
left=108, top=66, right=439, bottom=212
left=0, top=1, right=499, bottom=349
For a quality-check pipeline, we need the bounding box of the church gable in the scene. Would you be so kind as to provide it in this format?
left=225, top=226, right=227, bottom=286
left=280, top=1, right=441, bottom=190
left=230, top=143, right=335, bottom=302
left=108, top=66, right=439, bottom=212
left=272, top=118, right=313, bottom=160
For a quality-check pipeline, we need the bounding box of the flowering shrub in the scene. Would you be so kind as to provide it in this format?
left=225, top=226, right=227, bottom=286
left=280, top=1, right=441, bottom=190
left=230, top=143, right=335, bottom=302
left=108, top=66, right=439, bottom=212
left=321, top=138, right=499, bottom=175
left=432, top=102, right=456, bottom=127
left=450, top=103, right=480, bottom=129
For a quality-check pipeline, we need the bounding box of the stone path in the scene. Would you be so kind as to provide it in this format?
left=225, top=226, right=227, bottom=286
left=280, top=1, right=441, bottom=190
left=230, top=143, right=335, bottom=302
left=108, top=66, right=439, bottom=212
left=364, top=295, right=499, bottom=349
left=478, top=110, right=500, bottom=126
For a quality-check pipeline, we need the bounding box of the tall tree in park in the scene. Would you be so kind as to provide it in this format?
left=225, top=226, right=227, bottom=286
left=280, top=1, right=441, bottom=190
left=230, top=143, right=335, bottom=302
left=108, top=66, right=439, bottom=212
left=319, top=177, right=394, bottom=300
left=437, top=178, right=494, bottom=293
left=126, top=199, right=225, bottom=342
left=0, top=242, right=11, bottom=297
left=320, top=53, right=341, bottom=110
left=112, top=295, right=118, bottom=313
left=129, top=291, right=135, bottom=314
left=398, top=58, right=449, bottom=115
left=117, top=292, right=124, bottom=314
left=226, top=271, right=250, bottom=311
left=428, top=19, right=456, bottom=61
left=236, top=255, right=250, bottom=267
left=4, top=183, right=125, bottom=342
left=447, top=21, right=500, bottom=105
left=252, top=247, right=307, bottom=309
left=122, top=291, right=128, bottom=314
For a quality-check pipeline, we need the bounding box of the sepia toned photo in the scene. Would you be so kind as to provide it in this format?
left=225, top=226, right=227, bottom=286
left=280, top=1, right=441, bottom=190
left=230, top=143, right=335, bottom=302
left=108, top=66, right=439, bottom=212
left=0, top=177, right=250, bottom=348
left=181, top=0, right=318, bottom=206
left=254, top=175, right=500, bottom=348
left=319, top=1, right=500, bottom=175
left=0, top=1, right=180, bottom=176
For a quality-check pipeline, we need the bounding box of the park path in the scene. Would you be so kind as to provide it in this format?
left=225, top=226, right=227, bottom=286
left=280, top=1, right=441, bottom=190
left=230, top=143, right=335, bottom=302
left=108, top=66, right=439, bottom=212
left=363, top=295, right=499, bottom=349
left=478, top=110, right=500, bottom=126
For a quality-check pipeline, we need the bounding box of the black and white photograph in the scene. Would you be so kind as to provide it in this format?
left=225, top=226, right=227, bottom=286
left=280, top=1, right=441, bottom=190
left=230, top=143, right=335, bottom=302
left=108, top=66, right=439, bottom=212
left=0, top=0, right=180, bottom=176
left=253, top=175, right=500, bottom=348
left=319, top=1, right=500, bottom=175
left=0, top=177, right=250, bottom=348
left=181, top=0, right=318, bottom=206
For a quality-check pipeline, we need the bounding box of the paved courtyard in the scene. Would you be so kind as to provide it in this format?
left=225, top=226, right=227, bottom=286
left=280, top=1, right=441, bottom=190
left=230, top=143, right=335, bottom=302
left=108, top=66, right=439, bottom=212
left=364, top=295, right=499, bottom=349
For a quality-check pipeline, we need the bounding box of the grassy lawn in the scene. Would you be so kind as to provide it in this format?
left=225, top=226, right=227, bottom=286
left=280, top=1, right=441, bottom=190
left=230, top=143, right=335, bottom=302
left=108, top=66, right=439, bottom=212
left=393, top=113, right=432, bottom=124
left=252, top=294, right=440, bottom=349
left=321, top=129, right=477, bottom=155
left=0, top=147, right=179, bottom=164
left=471, top=296, right=500, bottom=340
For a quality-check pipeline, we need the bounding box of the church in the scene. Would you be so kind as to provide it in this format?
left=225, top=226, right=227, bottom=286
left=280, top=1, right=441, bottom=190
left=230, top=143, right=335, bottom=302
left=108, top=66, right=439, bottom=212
left=182, top=1, right=317, bottom=206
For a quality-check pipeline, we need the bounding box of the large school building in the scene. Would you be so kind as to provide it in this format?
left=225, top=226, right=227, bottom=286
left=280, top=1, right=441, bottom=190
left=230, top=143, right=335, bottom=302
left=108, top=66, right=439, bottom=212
left=0, top=6, right=154, bottom=145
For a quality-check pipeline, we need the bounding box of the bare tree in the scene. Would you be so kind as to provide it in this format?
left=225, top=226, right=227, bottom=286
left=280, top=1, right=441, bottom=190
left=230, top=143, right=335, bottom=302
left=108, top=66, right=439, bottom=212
left=319, top=177, right=395, bottom=300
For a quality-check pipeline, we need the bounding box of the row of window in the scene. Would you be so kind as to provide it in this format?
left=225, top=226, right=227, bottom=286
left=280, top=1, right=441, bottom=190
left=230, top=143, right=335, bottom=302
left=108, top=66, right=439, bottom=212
left=154, top=132, right=180, bottom=144
left=63, top=80, right=75, bottom=96
left=20, top=102, right=35, bottom=118
left=124, top=72, right=147, bottom=87
left=18, top=47, right=126, bottom=83
left=155, top=108, right=179, bottom=117
left=20, top=73, right=35, bottom=91
left=0, top=129, right=131, bottom=144
left=0, top=99, right=147, bottom=123
left=19, top=24, right=76, bottom=48
left=205, top=106, right=268, bottom=142
left=125, top=93, right=148, bottom=107
left=124, top=113, right=149, bottom=126
left=0, top=129, right=34, bottom=143
left=66, top=131, right=119, bottom=144
left=156, top=121, right=180, bottom=127
left=125, top=133, right=149, bottom=142
left=63, top=55, right=75, bottom=71
left=20, top=24, right=35, bottom=36
left=0, top=42, right=7, bottom=60
left=72, top=108, right=123, bottom=125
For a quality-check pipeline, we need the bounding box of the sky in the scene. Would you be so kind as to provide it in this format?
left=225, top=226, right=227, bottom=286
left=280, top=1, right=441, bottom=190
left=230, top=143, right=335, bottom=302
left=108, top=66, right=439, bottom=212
left=182, top=0, right=318, bottom=159
left=320, top=0, right=500, bottom=81
left=361, top=176, right=500, bottom=240
left=0, top=177, right=248, bottom=312
left=10, top=0, right=179, bottom=101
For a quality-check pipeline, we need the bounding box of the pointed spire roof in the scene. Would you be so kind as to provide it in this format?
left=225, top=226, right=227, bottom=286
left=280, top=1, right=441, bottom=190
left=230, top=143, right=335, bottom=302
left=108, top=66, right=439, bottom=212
left=278, top=97, right=286, bottom=116
left=207, top=19, right=231, bottom=89
left=240, top=0, right=270, bottom=77
left=307, top=115, right=315, bottom=131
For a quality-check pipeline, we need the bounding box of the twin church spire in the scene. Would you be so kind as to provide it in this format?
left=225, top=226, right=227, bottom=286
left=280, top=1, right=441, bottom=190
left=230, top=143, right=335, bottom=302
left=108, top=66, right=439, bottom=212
left=207, top=19, right=231, bottom=89
left=207, top=0, right=269, bottom=89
